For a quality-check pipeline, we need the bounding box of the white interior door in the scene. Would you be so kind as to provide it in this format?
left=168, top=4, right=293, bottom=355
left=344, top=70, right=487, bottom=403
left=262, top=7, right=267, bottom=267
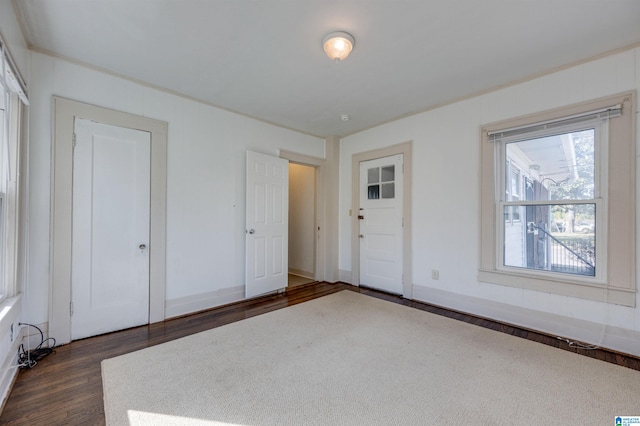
left=71, top=118, right=151, bottom=340
left=359, top=154, right=403, bottom=294
left=246, top=151, right=289, bottom=298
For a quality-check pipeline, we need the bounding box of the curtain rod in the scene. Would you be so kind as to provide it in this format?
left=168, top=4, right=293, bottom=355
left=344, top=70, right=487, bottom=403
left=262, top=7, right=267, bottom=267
left=487, top=104, right=622, bottom=137
left=0, top=34, right=29, bottom=104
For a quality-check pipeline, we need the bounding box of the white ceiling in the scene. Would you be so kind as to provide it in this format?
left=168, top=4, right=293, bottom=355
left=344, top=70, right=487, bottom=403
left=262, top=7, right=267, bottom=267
left=14, top=0, right=640, bottom=138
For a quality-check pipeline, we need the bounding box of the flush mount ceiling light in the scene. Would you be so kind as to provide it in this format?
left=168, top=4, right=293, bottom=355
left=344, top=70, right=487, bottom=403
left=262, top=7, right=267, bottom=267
left=322, top=31, right=355, bottom=62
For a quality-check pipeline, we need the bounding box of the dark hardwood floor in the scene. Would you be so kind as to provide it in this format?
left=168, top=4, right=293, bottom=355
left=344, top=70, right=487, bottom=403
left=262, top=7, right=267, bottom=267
left=1, top=282, right=638, bottom=425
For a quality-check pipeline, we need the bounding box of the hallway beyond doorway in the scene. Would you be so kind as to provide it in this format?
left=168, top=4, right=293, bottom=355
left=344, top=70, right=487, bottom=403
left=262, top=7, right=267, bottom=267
left=288, top=273, right=315, bottom=288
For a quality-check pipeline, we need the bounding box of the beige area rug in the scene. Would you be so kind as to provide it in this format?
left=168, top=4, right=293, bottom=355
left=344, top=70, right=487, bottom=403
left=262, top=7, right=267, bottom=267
left=102, top=291, right=640, bottom=425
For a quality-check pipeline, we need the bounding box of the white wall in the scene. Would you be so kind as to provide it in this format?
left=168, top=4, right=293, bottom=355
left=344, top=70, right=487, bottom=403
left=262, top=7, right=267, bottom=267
left=340, top=47, right=640, bottom=356
left=24, top=51, right=325, bottom=325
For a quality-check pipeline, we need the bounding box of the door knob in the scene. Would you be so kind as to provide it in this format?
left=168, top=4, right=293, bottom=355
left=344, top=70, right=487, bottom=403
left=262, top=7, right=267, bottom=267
left=248, top=229, right=256, bottom=234
left=359, top=234, right=364, bottom=238
left=139, top=244, right=147, bottom=250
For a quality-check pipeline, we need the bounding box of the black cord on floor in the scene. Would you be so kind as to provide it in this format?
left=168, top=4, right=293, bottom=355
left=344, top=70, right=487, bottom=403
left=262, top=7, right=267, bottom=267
left=17, top=323, right=56, bottom=369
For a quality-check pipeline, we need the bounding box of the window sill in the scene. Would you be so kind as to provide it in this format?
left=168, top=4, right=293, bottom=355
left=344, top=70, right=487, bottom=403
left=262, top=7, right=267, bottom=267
left=478, top=269, right=635, bottom=307
left=0, top=293, right=22, bottom=339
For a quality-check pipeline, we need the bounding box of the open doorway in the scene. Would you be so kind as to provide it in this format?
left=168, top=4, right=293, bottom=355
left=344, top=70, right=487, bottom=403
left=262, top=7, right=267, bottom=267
left=288, top=163, right=316, bottom=287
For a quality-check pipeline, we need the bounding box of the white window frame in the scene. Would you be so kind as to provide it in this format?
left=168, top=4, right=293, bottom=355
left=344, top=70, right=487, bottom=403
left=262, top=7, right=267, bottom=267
left=479, top=92, right=636, bottom=307
left=504, top=161, right=522, bottom=223
left=0, top=88, right=7, bottom=301
left=0, top=36, right=28, bottom=303
left=0, top=89, right=23, bottom=302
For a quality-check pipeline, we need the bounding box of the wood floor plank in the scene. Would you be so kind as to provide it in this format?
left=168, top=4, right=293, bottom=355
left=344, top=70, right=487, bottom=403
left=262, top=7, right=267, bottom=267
left=0, top=282, right=347, bottom=425
left=1, top=282, right=638, bottom=425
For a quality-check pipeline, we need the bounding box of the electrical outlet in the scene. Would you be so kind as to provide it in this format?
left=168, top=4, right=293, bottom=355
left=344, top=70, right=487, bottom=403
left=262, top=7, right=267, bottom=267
left=432, top=269, right=439, bottom=280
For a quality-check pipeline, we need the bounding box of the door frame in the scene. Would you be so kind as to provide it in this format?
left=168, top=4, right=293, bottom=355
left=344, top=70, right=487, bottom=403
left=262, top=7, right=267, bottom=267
left=50, top=97, right=168, bottom=345
left=279, top=150, right=326, bottom=282
left=351, top=142, right=412, bottom=297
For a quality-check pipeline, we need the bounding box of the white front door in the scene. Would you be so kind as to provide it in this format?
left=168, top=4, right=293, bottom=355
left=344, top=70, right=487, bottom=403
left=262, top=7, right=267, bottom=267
left=71, top=118, right=151, bottom=340
left=246, top=151, right=289, bottom=298
left=359, top=154, right=404, bottom=294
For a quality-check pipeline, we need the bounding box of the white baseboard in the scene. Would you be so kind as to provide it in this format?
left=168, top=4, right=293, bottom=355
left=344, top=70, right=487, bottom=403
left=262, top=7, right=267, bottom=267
left=0, top=295, right=22, bottom=414
left=0, top=329, right=22, bottom=415
left=413, top=284, right=640, bottom=358
left=165, top=285, right=245, bottom=319
left=288, top=268, right=314, bottom=279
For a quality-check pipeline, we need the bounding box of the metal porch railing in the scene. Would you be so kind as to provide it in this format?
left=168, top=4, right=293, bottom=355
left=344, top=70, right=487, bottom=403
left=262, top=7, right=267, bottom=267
left=535, top=225, right=595, bottom=276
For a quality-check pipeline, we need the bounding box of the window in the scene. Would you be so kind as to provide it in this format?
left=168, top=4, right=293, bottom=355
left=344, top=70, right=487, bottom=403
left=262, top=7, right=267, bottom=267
left=480, top=93, right=635, bottom=306
left=367, top=164, right=395, bottom=199
left=0, top=38, right=28, bottom=302
left=505, top=162, right=521, bottom=222
left=0, top=92, right=5, bottom=299
left=502, top=123, right=598, bottom=278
